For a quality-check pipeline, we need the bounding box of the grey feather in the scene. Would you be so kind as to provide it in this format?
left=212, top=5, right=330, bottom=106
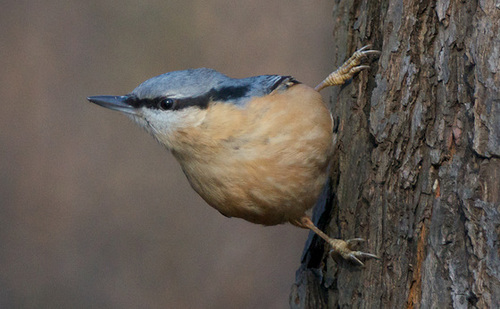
left=131, top=68, right=298, bottom=107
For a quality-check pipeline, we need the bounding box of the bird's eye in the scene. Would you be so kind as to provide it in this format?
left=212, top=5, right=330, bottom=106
left=159, top=98, right=174, bottom=110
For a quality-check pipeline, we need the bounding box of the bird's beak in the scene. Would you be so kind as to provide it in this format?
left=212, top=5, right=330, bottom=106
left=87, top=95, right=136, bottom=114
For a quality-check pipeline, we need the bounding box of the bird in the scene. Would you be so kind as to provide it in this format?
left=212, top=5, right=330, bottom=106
left=88, top=46, right=379, bottom=266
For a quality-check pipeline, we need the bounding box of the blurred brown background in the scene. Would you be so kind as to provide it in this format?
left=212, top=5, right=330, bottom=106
left=0, top=1, right=335, bottom=308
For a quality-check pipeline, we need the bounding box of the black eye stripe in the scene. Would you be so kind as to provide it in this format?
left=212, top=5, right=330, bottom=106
left=211, top=85, right=250, bottom=101
left=128, top=85, right=251, bottom=111
left=125, top=96, right=156, bottom=109
left=126, top=95, right=209, bottom=111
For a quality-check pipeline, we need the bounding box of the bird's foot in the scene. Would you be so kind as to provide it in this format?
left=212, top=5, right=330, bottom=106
left=296, top=216, right=379, bottom=266
left=315, top=45, right=380, bottom=92
left=327, top=238, right=379, bottom=266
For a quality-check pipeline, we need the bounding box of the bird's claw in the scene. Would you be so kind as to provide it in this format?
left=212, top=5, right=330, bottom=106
left=328, top=238, right=379, bottom=267
left=315, top=45, right=380, bottom=91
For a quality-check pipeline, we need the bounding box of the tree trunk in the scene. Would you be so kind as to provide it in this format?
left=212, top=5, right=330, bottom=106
left=291, top=1, right=500, bottom=308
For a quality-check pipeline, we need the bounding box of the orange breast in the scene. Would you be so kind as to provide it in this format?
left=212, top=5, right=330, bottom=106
left=169, top=84, right=333, bottom=225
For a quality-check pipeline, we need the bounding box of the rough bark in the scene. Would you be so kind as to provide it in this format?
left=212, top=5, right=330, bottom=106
left=291, top=1, right=499, bottom=308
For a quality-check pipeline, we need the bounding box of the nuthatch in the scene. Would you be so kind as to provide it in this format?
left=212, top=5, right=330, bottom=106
left=88, top=46, right=379, bottom=265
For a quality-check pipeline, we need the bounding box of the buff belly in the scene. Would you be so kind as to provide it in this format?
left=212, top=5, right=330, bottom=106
left=168, top=84, right=333, bottom=225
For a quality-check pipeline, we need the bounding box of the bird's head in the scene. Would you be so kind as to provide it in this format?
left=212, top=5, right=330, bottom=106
left=88, top=68, right=296, bottom=148
left=88, top=69, right=228, bottom=137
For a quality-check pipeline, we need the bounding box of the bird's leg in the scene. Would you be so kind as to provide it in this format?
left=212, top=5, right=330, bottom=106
left=294, top=216, right=379, bottom=266
left=314, top=45, right=380, bottom=92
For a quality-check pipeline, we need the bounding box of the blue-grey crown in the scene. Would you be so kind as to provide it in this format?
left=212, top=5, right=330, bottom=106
left=127, top=68, right=300, bottom=111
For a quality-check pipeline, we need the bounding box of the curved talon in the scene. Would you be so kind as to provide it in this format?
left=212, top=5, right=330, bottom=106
left=354, top=46, right=380, bottom=56
left=346, top=238, right=366, bottom=248
left=353, top=45, right=380, bottom=58
left=349, top=65, right=371, bottom=73
left=355, top=251, right=380, bottom=260
left=348, top=253, right=365, bottom=266
left=361, top=50, right=381, bottom=56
